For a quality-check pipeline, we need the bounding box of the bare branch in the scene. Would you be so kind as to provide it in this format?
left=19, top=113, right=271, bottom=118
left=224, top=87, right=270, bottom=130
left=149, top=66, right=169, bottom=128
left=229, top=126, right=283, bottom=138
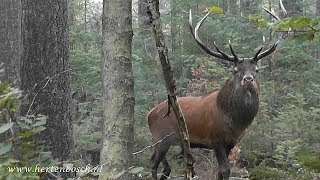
left=133, top=132, right=175, bottom=155
left=26, top=69, right=71, bottom=115
left=279, top=0, right=287, bottom=17
left=261, top=6, right=280, bottom=20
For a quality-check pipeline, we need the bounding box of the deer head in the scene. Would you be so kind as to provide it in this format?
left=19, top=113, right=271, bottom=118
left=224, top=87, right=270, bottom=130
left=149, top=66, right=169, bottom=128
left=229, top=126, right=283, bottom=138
left=189, top=10, right=278, bottom=90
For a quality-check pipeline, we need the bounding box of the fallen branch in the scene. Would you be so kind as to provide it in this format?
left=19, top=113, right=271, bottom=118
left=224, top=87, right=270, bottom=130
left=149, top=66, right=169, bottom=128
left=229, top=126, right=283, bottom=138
left=133, top=132, right=175, bottom=155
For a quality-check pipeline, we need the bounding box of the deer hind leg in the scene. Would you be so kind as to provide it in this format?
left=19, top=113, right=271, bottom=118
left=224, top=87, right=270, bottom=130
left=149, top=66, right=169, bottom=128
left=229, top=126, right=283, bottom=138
left=151, top=143, right=171, bottom=180
left=160, top=157, right=171, bottom=180
left=214, top=142, right=231, bottom=180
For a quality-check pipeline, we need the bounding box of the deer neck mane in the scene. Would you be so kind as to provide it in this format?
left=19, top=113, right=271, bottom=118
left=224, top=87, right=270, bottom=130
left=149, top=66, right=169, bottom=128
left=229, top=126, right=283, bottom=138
left=217, top=78, right=260, bottom=128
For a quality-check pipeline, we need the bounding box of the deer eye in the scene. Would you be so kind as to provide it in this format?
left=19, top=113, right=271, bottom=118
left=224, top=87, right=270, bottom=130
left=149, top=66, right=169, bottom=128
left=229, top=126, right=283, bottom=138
left=255, top=66, right=259, bottom=72
left=233, top=67, right=239, bottom=73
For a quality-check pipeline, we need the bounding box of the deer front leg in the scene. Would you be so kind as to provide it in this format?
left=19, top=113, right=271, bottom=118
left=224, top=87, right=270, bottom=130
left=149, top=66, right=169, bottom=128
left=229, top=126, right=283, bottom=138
left=214, top=142, right=230, bottom=180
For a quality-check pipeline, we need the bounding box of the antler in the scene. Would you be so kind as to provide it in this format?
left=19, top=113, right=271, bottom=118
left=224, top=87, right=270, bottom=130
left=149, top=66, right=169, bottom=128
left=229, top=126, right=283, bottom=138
left=251, top=41, right=279, bottom=63
left=189, top=10, right=239, bottom=63
left=189, top=10, right=278, bottom=63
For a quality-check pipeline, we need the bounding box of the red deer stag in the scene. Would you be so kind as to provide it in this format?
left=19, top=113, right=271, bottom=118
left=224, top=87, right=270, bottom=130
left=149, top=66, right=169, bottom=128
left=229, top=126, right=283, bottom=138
left=147, top=10, right=278, bottom=180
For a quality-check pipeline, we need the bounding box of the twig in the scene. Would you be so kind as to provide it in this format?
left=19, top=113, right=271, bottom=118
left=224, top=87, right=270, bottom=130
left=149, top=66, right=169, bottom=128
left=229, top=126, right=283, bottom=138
left=261, top=0, right=291, bottom=39
left=144, top=38, right=155, bottom=60
left=47, top=171, right=59, bottom=179
left=22, top=68, right=69, bottom=100
left=26, top=69, right=71, bottom=115
left=204, top=154, right=214, bottom=167
left=133, top=132, right=175, bottom=155
left=279, top=0, right=287, bottom=17
left=261, top=6, right=280, bottom=20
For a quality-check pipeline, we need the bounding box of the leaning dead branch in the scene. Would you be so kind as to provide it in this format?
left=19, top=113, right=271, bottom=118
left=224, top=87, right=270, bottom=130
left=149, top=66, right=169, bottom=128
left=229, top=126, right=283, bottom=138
left=146, top=0, right=195, bottom=179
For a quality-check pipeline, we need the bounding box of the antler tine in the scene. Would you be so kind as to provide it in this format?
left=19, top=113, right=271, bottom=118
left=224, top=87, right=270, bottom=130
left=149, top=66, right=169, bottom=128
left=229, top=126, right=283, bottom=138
left=228, top=43, right=239, bottom=61
left=252, top=46, right=263, bottom=62
left=189, top=9, right=237, bottom=63
left=254, top=41, right=279, bottom=61
left=213, top=42, right=232, bottom=60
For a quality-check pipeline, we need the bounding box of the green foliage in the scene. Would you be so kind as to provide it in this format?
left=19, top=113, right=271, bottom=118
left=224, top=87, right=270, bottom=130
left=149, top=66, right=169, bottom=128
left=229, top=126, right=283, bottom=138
left=67, top=0, right=320, bottom=179
left=0, top=122, right=14, bottom=134
left=208, top=6, right=224, bottom=14
left=74, top=131, right=101, bottom=153
left=296, top=148, right=320, bottom=172
left=69, top=0, right=102, bottom=52
left=249, top=15, right=268, bottom=27
left=0, top=81, right=52, bottom=179
left=70, top=50, right=101, bottom=94
left=249, top=165, right=286, bottom=180
left=274, top=139, right=302, bottom=168
left=251, top=15, right=320, bottom=42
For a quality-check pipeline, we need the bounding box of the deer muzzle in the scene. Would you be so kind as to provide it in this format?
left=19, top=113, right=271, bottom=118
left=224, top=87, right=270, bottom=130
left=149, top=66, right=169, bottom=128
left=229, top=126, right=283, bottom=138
left=241, top=74, right=254, bottom=87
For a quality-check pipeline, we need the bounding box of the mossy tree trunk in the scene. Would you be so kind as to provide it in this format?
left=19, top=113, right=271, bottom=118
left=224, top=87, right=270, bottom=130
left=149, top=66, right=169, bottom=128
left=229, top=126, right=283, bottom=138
left=99, top=0, right=135, bottom=179
left=20, top=0, right=74, bottom=167
left=0, top=0, right=22, bottom=143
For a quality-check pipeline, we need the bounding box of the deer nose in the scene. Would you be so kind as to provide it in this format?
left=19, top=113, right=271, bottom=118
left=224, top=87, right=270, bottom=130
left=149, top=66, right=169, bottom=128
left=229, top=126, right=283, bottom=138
left=243, top=75, right=254, bottom=83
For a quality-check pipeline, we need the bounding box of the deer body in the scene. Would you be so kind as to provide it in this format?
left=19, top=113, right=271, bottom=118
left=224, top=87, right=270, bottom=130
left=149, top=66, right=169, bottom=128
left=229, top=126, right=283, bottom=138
left=148, top=77, right=259, bottom=148
left=147, top=10, right=277, bottom=180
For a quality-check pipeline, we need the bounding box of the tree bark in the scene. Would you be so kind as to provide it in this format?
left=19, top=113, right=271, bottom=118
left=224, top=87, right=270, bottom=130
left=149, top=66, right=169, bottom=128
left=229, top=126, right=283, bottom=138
left=146, top=0, right=195, bottom=179
left=316, top=0, right=320, bottom=59
left=20, top=0, right=74, bottom=166
left=100, top=0, right=135, bottom=178
left=138, top=0, right=151, bottom=28
left=84, top=0, right=88, bottom=52
left=0, top=0, right=22, bottom=87
left=170, top=0, right=179, bottom=52
left=317, top=0, right=320, bottom=17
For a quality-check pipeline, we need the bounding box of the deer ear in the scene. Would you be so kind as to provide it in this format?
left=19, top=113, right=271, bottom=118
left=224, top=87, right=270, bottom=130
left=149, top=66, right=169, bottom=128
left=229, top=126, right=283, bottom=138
left=256, top=60, right=262, bottom=68
left=218, top=61, right=233, bottom=71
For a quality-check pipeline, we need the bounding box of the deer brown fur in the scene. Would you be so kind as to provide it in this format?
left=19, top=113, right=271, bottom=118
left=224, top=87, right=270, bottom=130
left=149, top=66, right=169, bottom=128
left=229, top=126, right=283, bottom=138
left=147, top=10, right=278, bottom=180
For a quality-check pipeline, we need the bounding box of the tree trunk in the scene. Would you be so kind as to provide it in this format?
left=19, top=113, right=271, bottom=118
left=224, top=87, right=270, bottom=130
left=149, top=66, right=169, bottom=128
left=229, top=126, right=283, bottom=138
left=100, top=0, right=135, bottom=178
left=84, top=0, right=88, bottom=52
left=317, top=0, right=320, bottom=17
left=138, top=0, right=151, bottom=28
left=170, top=0, right=179, bottom=52
left=20, top=0, right=74, bottom=165
left=0, top=0, right=22, bottom=87
left=138, top=0, right=156, bottom=61
left=316, top=0, right=320, bottom=59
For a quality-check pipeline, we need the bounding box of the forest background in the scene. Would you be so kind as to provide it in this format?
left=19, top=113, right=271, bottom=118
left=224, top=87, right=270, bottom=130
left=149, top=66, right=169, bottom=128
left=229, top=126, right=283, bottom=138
left=0, top=0, right=319, bottom=179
